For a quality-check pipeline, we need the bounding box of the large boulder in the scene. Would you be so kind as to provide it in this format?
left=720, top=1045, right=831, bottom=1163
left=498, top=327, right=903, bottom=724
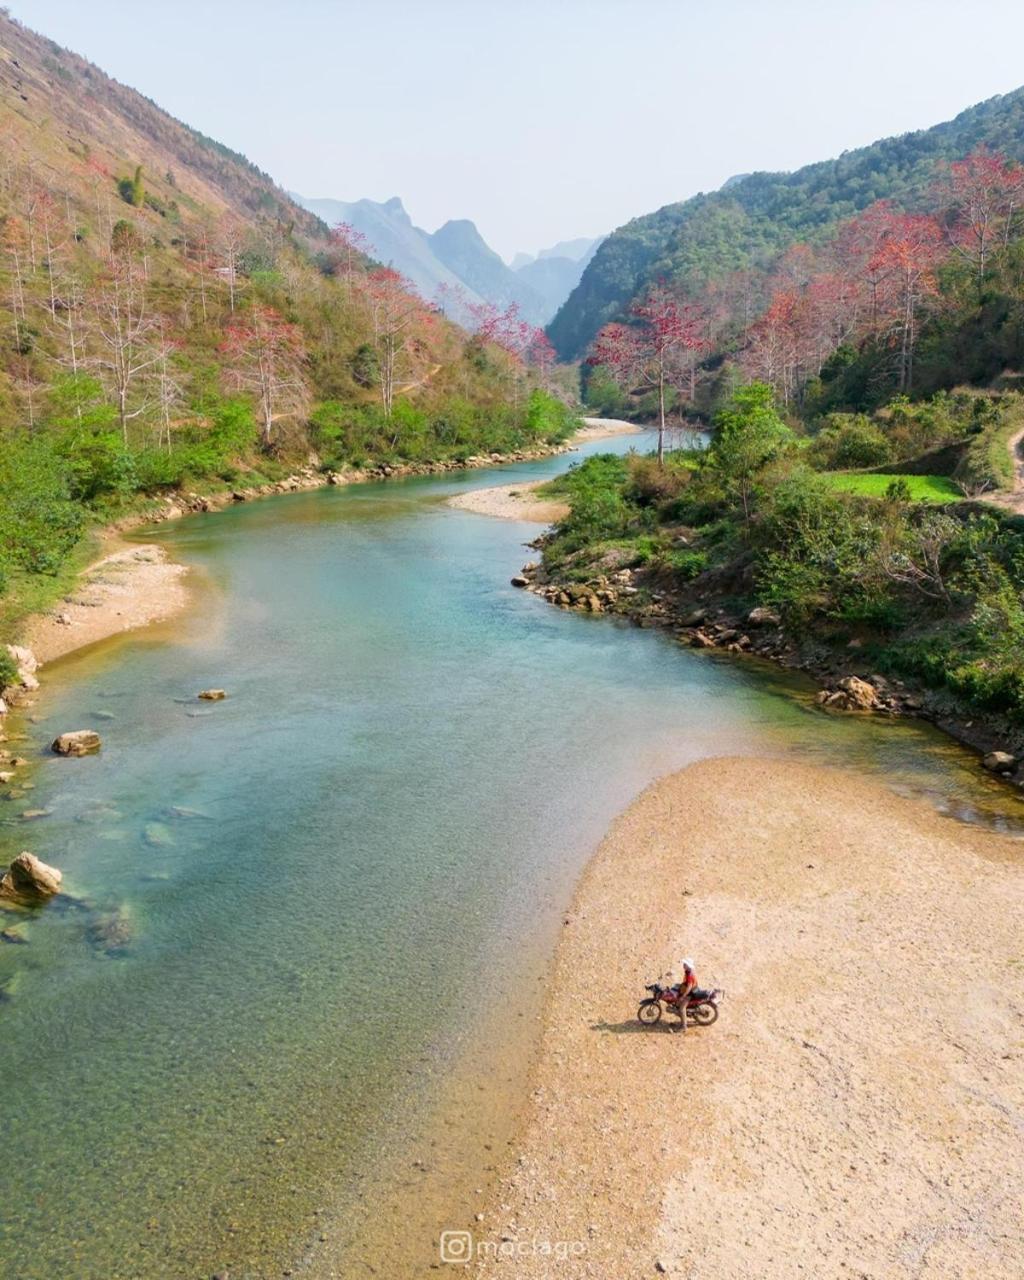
left=747, top=606, right=781, bottom=628
left=837, top=676, right=880, bottom=710
left=52, top=729, right=102, bottom=757
left=0, top=852, right=62, bottom=904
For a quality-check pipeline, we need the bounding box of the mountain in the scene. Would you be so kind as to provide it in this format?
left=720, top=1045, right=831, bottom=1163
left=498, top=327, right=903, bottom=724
left=428, top=217, right=545, bottom=318
left=512, top=236, right=601, bottom=268
left=292, top=193, right=558, bottom=325
left=549, top=86, right=1024, bottom=359
left=0, top=14, right=327, bottom=247
left=514, top=238, right=603, bottom=323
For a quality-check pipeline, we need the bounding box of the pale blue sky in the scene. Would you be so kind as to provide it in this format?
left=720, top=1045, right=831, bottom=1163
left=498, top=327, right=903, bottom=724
left=14, top=1, right=1024, bottom=259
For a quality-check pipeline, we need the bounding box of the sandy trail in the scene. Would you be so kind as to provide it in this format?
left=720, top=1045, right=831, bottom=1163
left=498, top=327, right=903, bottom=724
left=448, top=417, right=643, bottom=522
left=22, top=542, right=190, bottom=665
left=986, top=424, right=1024, bottom=514
left=474, top=758, right=1024, bottom=1279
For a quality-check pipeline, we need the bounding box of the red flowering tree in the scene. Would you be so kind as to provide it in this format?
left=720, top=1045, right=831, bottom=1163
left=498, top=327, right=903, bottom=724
left=329, top=221, right=371, bottom=286
left=221, top=304, right=307, bottom=448
left=869, top=212, right=944, bottom=391
left=946, top=145, right=1024, bottom=281
left=588, top=286, right=705, bottom=463
left=360, top=268, right=430, bottom=418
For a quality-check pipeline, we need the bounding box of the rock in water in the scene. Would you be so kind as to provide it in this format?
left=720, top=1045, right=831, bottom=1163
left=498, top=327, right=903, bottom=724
left=87, top=908, right=133, bottom=955
left=983, top=751, right=1017, bottom=774
left=837, top=676, right=880, bottom=710
left=0, top=852, right=63, bottom=903
left=197, top=689, right=227, bottom=701
left=52, top=729, right=102, bottom=756
left=142, top=822, right=174, bottom=848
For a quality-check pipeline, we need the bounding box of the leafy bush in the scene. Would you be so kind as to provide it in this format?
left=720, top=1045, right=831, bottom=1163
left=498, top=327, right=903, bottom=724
left=0, top=435, right=84, bottom=579
left=807, top=414, right=894, bottom=469
left=0, top=647, right=18, bottom=691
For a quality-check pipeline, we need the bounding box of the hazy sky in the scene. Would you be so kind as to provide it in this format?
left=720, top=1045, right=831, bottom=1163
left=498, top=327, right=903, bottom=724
left=14, top=1, right=1024, bottom=260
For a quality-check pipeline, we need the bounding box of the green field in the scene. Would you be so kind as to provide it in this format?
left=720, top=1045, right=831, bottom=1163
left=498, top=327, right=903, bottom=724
left=820, top=473, right=962, bottom=503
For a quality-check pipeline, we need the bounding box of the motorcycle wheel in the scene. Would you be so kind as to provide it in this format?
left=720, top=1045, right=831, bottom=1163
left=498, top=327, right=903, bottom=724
left=637, top=1000, right=662, bottom=1025
left=690, top=1001, right=719, bottom=1026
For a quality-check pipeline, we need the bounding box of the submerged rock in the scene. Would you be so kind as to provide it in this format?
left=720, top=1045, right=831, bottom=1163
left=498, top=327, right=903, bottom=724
left=162, top=806, right=212, bottom=822
left=52, top=729, right=102, bottom=757
left=142, top=822, right=174, bottom=849
left=87, top=907, right=133, bottom=955
left=0, top=852, right=63, bottom=904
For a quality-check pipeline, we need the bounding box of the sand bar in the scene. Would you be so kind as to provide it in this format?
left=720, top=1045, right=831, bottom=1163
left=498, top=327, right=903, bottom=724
left=22, top=543, right=190, bottom=665
left=475, top=757, right=1024, bottom=1279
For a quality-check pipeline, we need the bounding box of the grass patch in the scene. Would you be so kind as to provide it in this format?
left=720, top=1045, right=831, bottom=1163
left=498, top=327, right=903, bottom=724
left=819, top=473, right=961, bottom=502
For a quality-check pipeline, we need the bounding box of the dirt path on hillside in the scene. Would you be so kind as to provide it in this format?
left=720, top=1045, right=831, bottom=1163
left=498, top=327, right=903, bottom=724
left=983, top=424, right=1024, bottom=514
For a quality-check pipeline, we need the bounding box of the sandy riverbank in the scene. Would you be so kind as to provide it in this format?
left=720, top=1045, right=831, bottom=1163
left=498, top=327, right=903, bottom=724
left=21, top=542, right=190, bottom=665
left=448, top=481, right=571, bottom=523
left=474, top=757, right=1024, bottom=1279
left=448, top=418, right=644, bottom=522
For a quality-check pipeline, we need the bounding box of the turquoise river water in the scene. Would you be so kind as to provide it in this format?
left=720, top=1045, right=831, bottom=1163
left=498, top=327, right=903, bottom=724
left=1, top=430, right=1022, bottom=1279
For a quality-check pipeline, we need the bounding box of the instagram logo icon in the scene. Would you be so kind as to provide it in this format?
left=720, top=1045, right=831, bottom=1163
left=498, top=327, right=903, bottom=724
left=440, top=1230, right=474, bottom=1263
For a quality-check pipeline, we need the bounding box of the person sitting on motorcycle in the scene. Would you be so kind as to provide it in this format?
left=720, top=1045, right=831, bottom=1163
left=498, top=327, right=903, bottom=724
left=672, top=958, right=696, bottom=999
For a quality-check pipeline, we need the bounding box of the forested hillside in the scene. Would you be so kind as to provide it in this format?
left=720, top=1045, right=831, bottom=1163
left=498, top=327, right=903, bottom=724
left=551, top=86, right=1024, bottom=361
left=0, top=13, right=571, bottom=627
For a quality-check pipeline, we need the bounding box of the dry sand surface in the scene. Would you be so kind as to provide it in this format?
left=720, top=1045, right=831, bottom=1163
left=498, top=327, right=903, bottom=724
left=448, top=480, right=571, bottom=523
left=448, top=418, right=643, bottom=521
left=475, top=758, right=1024, bottom=1279
left=575, top=416, right=646, bottom=443
left=23, top=543, right=190, bottom=664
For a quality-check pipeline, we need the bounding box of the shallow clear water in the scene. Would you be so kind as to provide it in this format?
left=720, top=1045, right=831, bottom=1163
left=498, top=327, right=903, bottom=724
left=1, top=433, right=1022, bottom=1278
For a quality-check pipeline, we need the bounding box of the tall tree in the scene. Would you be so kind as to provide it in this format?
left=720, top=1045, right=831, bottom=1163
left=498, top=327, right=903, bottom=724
left=91, top=220, right=162, bottom=441
left=221, top=304, right=307, bottom=448
left=945, top=145, right=1024, bottom=282
left=870, top=212, right=944, bottom=391
left=588, top=286, right=705, bottom=463
left=361, top=268, right=427, bottom=419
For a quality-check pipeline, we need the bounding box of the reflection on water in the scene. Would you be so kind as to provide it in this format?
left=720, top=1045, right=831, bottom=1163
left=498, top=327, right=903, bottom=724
left=0, top=432, right=1020, bottom=1278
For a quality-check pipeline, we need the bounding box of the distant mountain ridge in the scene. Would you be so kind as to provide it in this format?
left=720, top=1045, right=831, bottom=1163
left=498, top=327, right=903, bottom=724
left=548, top=86, right=1024, bottom=359
left=292, top=192, right=599, bottom=327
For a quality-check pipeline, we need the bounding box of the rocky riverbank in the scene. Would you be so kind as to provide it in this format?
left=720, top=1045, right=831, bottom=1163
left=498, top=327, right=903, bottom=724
left=109, top=443, right=575, bottom=532
left=474, top=757, right=1024, bottom=1279
left=513, top=554, right=1024, bottom=785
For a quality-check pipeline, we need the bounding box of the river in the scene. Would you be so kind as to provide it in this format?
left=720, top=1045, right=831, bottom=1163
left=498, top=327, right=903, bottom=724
left=1, top=430, right=1021, bottom=1278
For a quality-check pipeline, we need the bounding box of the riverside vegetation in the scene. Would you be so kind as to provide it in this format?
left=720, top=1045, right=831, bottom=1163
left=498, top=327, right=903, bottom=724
left=523, top=382, right=1024, bottom=765
left=0, top=13, right=576, bottom=643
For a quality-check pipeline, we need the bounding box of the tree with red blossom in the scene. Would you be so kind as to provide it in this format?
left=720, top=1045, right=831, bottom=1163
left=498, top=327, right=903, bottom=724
left=869, top=212, right=944, bottom=391
left=588, top=286, right=705, bottom=463
left=945, top=145, right=1024, bottom=282
left=221, top=304, right=307, bottom=448
left=329, top=221, right=371, bottom=286
left=360, top=268, right=429, bottom=418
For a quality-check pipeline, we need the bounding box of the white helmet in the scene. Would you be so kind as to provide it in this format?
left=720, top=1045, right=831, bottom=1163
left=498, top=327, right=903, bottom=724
left=682, top=957, right=694, bottom=969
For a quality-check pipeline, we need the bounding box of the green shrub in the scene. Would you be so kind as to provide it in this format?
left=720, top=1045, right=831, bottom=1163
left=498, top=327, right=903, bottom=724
left=807, top=414, right=893, bottom=469
left=0, top=647, right=18, bottom=690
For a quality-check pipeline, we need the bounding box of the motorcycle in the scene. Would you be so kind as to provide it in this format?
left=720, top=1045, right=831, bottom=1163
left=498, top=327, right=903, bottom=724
left=637, top=981, right=721, bottom=1027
